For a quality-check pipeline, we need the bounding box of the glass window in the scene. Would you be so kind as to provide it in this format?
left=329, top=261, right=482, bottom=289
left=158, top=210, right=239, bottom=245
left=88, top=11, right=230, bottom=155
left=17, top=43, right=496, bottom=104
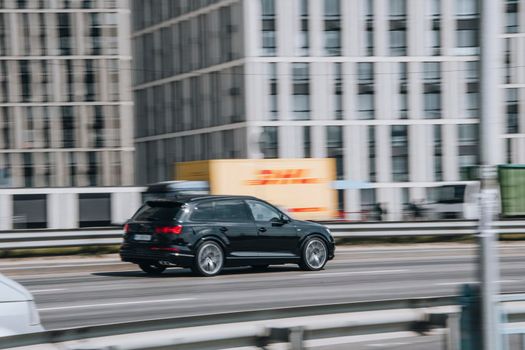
left=215, top=200, right=251, bottom=222
left=297, top=0, right=309, bottom=56
left=292, top=63, right=310, bottom=120
left=391, top=125, right=409, bottom=182
left=247, top=200, right=281, bottom=222
left=133, top=201, right=183, bottom=221
left=79, top=193, right=111, bottom=227
left=357, top=63, right=374, bottom=119
left=260, top=126, right=278, bottom=158
left=303, top=126, right=311, bottom=158
left=434, top=125, right=443, bottom=181
left=324, top=0, right=341, bottom=56
left=261, top=0, right=276, bottom=56
left=13, top=194, right=47, bottom=229
left=506, top=0, right=519, bottom=33
left=267, top=63, right=278, bottom=120
left=368, top=126, right=376, bottom=181
left=458, top=124, right=479, bottom=180
left=506, top=88, right=519, bottom=134
left=327, top=126, right=344, bottom=179
left=191, top=201, right=215, bottom=221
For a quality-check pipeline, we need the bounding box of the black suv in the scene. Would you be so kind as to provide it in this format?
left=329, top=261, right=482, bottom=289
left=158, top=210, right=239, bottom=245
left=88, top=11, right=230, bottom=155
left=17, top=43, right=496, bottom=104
left=120, top=195, right=335, bottom=276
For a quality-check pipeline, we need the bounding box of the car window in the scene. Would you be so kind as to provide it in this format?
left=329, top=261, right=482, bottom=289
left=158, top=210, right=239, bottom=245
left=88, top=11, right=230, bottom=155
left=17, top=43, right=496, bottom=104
left=215, top=200, right=251, bottom=222
left=247, top=200, right=281, bottom=222
left=191, top=201, right=215, bottom=221
left=133, top=202, right=183, bottom=222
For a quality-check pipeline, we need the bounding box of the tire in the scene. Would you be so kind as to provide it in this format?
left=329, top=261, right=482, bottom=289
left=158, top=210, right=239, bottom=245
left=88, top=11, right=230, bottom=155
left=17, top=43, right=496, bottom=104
left=139, top=263, right=166, bottom=275
left=193, top=241, right=224, bottom=277
left=299, top=237, right=328, bottom=271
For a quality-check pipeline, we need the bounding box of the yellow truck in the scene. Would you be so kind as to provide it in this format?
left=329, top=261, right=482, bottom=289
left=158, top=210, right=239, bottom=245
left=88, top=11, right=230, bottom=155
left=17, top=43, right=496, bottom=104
left=175, top=159, right=337, bottom=220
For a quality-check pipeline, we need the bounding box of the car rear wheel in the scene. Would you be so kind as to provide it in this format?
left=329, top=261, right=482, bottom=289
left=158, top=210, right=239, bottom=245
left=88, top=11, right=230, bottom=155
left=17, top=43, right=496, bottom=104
left=193, top=241, right=224, bottom=277
left=299, top=237, right=328, bottom=271
left=139, top=263, right=166, bottom=275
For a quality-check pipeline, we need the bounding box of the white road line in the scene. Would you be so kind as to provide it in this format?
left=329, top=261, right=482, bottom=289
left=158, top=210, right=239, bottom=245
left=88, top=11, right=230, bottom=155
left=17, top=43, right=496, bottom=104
left=38, top=297, right=196, bottom=312
left=0, top=262, right=126, bottom=271
left=435, top=280, right=519, bottom=286
left=30, top=288, right=67, bottom=294
left=302, top=269, right=408, bottom=277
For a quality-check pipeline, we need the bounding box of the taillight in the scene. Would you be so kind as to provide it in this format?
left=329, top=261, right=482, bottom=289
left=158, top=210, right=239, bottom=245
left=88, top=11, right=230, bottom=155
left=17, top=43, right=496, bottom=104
left=155, top=225, right=183, bottom=234
left=124, top=223, right=130, bottom=233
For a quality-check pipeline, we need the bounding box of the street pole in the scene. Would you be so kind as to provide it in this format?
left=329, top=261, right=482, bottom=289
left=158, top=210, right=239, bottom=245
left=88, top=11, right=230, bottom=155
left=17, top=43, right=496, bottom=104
left=479, top=0, right=503, bottom=349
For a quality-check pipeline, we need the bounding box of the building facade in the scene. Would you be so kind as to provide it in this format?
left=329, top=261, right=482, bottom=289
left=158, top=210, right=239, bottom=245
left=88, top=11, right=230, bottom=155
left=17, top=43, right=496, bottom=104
left=0, top=0, right=134, bottom=188
left=132, top=0, right=525, bottom=220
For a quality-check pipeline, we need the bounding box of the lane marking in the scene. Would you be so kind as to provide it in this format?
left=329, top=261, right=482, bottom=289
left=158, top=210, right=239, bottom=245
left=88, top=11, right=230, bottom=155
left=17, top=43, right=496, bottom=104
left=301, top=269, right=408, bottom=277
left=30, top=288, right=67, bottom=294
left=0, top=262, right=126, bottom=271
left=435, top=280, right=519, bottom=286
left=38, top=297, right=195, bottom=312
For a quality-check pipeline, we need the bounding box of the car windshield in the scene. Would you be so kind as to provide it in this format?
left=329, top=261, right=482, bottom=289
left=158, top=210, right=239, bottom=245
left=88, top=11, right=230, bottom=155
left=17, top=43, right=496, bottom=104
left=437, top=185, right=466, bottom=204
left=133, top=202, right=183, bottom=222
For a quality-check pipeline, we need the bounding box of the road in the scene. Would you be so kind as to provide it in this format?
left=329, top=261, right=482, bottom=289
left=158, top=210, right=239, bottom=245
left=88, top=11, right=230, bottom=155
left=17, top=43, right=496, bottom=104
left=2, top=243, right=525, bottom=348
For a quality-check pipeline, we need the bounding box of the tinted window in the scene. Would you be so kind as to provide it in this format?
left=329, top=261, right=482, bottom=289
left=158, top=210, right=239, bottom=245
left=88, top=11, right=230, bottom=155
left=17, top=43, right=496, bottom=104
left=133, top=202, right=182, bottom=221
left=191, top=201, right=215, bottom=221
left=215, top=200, right=251, bottom=222
left=247, top=200, right=281, bottom=222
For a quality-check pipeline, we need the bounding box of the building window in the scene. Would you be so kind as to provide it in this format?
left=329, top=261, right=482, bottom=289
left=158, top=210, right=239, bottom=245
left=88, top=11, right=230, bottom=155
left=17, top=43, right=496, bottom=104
left=423, top=62, right=441, bottom=119
left=57, top=13, right=72, bottom=55
left=334, top=63, right=343, bottom=120
left=391, top=125, right=409, bottom=182
left=13, top=194, right=47, bottom=229
left=398, top=62, right=408, bottom=119
left=505, top=0, right=519, bottom=33
left=458, top=124, right=479, bottom=180
left=368, top=126, right=376, bottom=182
left=19, top=60, right=31, bottom=102
left=505, top=38, right=513, bottom=84
left=324, top=0, right=341, bottom=56
left=427, top=0, right=441, bottom=56
left=357, top=63, right=374, bottom=120
left=389, top=0, right=407, bottom=56
left=260, top=126, right=278, bottom=158
left=456, top=0, right=479, bottom=55
left=261, top=0, right=276, bottom=56
left=268, top=63, right=278, bottom=120
left=362, top=0, right=374, bottom=56
left=292, top=63, right=310, bottom=120
left=297, top=0, right=309, bottom=56
left=326, top=126, right=344, bottom=179
left=61, top=106, right=75, bottom=148
left=465, top=61, right=478, bottom=118
left=433, top=125, right=443, bottom=181
left=303, top=126, right=311, bottom=158
left=506, top=88, right=519, bottom=134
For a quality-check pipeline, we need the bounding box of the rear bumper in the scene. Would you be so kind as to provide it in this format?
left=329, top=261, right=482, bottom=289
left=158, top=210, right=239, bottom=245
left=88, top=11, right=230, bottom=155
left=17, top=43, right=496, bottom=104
left=119, top=243, right=195, bottom=267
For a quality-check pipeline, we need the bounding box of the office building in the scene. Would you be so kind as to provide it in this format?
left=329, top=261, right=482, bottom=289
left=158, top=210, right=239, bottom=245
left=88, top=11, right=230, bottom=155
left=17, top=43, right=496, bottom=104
left=0, top=0, right=134, bottom=188
left=132, top=0, right=525, bottom=219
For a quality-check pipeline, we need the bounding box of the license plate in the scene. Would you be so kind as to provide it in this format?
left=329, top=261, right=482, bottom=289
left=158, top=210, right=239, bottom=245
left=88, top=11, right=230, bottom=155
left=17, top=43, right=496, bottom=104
left=134, top=234, right=151, bottom=241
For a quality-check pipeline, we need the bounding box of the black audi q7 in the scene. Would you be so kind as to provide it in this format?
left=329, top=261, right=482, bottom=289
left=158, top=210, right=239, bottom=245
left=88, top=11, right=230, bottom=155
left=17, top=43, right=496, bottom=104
left=120, top=195, right=335, bottom=276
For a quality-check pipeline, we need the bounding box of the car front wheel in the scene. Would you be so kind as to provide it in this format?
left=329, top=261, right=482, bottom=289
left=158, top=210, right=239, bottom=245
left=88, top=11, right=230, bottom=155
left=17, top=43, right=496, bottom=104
left=299, top=237, right=328, bottom=271
left=193, top=241, right=224, bottom=277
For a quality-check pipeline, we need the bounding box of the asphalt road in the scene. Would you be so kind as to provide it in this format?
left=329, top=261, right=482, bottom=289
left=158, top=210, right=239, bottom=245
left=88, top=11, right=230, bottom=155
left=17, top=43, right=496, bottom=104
left=2, top=243, right=525, bottom=349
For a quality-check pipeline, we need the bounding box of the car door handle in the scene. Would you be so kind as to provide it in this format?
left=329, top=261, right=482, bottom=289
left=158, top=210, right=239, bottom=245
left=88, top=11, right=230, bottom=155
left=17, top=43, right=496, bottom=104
left=258, top=227, right=267, bottom=232
left=219, top=227, right=228, bottom=232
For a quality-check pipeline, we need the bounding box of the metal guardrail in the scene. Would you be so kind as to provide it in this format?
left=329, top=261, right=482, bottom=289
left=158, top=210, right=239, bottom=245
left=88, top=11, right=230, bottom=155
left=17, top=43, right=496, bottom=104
left=0, top=296, right=459, bottom=350
left=1, top=220, right=525, bottom=250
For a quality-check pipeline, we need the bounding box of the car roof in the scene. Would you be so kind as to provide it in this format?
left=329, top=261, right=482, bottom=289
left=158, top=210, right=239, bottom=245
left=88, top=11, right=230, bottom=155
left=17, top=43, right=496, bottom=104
left=146, top=194, right=258, bottom=204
